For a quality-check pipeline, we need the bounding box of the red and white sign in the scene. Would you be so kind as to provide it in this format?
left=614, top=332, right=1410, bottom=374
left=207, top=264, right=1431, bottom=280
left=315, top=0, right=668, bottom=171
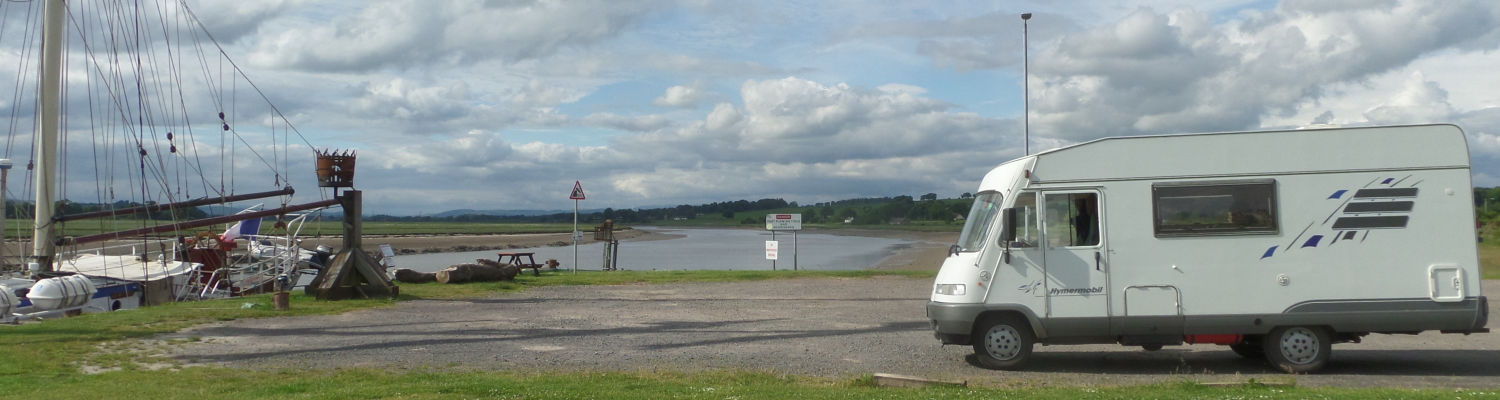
left=765, top=240, right=779, bottom=260
left=569, top=181, right=586, bottom=200
left=764, top=213, right=802, bottom=231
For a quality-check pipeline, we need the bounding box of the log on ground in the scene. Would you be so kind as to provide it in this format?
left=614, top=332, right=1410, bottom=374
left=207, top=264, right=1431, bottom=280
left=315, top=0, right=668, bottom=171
left=391, top=268, right=436, bottom=283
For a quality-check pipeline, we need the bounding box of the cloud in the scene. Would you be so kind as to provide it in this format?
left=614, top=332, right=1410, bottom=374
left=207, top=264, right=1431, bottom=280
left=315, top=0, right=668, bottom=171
left=355, top=77, right=1020, bottom=214
left=842, top=11, right=1082, bottom=71
left=1362, top=72, right=1455, bottom=124
left=582, top=113, right=672, bottom=132
left=1024, top=1, right=1500, bottom=141
left=653, top=84, right=705, bottom=108
left=351, top=79, right=476, bottom=123
left=187, top=0, right=298, bottom=43
left=245, top=0, right=664, bottom=72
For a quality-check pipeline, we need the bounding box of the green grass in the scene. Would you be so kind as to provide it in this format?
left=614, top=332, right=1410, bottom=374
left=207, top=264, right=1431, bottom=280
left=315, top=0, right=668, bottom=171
left=1480, top=244, right=1500, bottom=280
left=3, top=219, right=576, bottom=238
left=2, top=268, right=1492, bottom=399
left=0, top=270, right=930, bottom=397
left=12, top=369, right=1495, bottom=400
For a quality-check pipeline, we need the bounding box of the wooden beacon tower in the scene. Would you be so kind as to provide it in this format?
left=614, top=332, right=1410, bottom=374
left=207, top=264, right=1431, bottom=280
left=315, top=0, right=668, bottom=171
left=305, top=150, right=399, bottom=300
left=595, top=220, right=620, bottom=271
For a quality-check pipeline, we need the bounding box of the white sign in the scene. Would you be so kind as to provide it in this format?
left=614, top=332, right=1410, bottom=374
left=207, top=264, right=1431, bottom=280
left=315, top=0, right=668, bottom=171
left=378, top=244, right=396, bottom=267
left=573, top=230, right=586, bottom=240
left=765, top=213, right=803, bottom=231
left=765, top=240, right=779, bottom=260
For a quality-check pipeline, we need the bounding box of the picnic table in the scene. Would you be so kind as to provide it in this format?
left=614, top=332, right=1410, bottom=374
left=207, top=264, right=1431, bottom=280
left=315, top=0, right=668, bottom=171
left=497, top=252, right=545, bottom=276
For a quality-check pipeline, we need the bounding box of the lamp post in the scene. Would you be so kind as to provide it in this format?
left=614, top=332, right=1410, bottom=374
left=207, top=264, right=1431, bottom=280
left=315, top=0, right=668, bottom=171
left=1021, top=12, right=1032, bottom=155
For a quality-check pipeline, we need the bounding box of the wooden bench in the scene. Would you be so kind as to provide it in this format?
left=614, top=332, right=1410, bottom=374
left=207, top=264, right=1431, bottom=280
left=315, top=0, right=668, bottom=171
left=497, top=252, right=545, bottom=276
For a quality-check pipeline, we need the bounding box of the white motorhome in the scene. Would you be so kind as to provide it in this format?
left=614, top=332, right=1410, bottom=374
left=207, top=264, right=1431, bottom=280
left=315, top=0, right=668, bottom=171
left=927, top=124, right=1489, bottom=373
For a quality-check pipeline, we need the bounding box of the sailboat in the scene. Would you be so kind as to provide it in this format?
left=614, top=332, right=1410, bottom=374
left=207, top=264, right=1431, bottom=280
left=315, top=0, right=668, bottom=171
left=0, top=0, right=366, bottom=322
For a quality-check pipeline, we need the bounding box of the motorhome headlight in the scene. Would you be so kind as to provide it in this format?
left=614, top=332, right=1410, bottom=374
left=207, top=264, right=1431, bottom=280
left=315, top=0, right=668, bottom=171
left=934, top=284, right=965, bottom=296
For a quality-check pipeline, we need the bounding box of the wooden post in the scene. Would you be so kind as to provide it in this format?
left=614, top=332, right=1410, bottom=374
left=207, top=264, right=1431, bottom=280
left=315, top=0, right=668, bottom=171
left=305, top=190, right=398, bottom=300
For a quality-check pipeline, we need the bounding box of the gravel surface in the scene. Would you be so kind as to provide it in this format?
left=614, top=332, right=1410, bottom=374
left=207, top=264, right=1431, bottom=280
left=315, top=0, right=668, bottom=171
left=167, top=278, right=1500, bottom=388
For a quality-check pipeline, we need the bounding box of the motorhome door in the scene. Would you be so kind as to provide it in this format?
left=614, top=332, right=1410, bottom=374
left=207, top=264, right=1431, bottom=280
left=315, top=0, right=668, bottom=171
left=1039, top=190, right=1109, bottom=334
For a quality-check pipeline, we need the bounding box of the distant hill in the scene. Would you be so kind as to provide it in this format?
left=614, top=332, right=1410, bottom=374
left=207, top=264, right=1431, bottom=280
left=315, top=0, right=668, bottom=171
left=430, top=208, right=605, bottom=218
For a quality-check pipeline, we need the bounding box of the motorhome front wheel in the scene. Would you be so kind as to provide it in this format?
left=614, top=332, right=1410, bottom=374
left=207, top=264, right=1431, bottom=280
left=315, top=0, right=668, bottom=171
left=971, top=315, right=1034, bottom=370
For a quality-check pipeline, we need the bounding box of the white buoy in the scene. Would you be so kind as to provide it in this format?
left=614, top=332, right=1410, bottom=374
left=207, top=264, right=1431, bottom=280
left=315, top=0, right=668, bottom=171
left=27, top=275, right=95, bottom=310
left=0, top=284, right=16, bottom=318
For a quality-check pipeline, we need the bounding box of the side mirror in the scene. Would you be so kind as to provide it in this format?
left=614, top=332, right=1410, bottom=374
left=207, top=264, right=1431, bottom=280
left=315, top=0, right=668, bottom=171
left=1000, top=208, right=1018, bottom=243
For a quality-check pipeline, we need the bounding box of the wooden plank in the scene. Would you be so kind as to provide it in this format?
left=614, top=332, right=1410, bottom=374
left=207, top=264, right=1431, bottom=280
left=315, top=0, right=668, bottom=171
left=870, top=373, right=966, bottom=388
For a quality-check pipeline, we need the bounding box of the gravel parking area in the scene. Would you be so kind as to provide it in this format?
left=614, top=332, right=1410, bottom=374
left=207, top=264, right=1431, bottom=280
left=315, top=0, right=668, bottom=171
left=167, top=278, right=1499, bottom=388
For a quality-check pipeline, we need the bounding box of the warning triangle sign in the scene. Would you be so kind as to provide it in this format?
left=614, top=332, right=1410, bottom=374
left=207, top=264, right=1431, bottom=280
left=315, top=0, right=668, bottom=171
left=569, top=181, right=586, bottom=200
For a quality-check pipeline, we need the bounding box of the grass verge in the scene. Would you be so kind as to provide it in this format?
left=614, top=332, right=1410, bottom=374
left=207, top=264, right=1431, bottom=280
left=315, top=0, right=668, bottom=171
left=13, top=369, right=1498, bottom=400
left=4, top=269, right=1488, bottom=399
left=0, top=269, right=929, bottom=397
left=1480, top=244, right=1500, bottom=280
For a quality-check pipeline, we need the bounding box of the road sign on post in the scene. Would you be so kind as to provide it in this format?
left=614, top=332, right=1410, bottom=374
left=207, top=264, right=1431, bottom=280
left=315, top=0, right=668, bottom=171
left=765, top=214, right=801, bottom=270
left=765, top=214, right=802, bottom=231
left=569, top=181, right=586, bottom=274
left=765, top=240, right=779, bottom=260
left=570, top=181, right=586, bottom=200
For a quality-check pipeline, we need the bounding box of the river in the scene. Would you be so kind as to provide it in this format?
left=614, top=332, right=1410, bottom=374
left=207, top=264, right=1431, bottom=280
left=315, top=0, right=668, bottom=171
left=396, top=227, right=914, bottom=272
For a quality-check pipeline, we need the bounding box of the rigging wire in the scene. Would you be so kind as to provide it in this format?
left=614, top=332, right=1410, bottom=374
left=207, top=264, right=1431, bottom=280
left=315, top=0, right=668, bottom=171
left=4, top=0, right=324, bottom=261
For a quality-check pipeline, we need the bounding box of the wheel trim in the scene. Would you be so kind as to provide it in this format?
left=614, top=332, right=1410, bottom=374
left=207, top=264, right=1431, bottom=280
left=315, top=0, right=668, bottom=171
left=984, top=325, right=1023, bottom=360
left=1277, top=327, right=1320, bottom=365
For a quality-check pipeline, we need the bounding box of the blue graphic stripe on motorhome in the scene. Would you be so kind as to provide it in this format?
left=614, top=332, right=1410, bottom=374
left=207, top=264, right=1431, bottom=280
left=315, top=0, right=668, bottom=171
left=1328, top=189, right=1347, bottom=199
left=1261, top=245, right=1278, bottom=259
left=1344, top=201, right=1414, bottom=213
left=1353, top=188, right=1418, bottom=198
left=1382, top=178, right=1394, bottom=184
left=1302, top=235, right=1323, bottom=248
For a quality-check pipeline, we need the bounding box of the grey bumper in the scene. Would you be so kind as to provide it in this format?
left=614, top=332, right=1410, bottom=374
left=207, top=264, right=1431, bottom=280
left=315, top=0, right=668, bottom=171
left=926, top=301, right=986, bottom=343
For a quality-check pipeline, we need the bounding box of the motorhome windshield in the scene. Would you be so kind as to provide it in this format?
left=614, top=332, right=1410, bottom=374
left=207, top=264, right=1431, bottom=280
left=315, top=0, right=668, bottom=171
left=956, top=191, right=1003, bottom=252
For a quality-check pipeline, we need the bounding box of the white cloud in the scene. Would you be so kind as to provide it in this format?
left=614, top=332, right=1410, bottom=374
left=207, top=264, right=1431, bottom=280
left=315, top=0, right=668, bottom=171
left=1023, top=0, right=1500, bottom=141
left=245, top=0, right=663, bottom=72
left=355, top=77, right=1018, bottom=213
left=653, top=84, right=705, bottom=108
left=583, top=113, right=672, bottom=132
left=187, top=0, right=298, bottom=42
left=351, top=79, right=476, bottom=122
left=1362, top=72, right=1455, bottom=124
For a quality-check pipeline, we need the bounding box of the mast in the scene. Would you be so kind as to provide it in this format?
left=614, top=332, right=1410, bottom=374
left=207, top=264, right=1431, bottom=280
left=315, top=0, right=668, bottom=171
left=33, top=0, right=66, bottom=271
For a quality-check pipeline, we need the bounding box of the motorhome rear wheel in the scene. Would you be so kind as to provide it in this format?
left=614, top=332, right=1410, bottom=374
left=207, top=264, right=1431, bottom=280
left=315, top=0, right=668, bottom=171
left=1264, top=326, right=1332, bottom=373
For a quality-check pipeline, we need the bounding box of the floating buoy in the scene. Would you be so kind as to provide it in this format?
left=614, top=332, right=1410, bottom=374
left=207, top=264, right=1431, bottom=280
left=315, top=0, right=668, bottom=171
left=27, top=275, right=95, bottom=311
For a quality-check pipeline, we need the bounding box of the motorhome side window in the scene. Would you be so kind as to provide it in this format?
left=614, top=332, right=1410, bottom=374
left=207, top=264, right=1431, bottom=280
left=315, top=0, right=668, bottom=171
left=1044, top=193, right=1100, bottom=247
left=1152, top=181, right=1278, bottom=236
left=1011, top=192, right=1041, bottom=247
left=955, top=191, right=1003, bottom=252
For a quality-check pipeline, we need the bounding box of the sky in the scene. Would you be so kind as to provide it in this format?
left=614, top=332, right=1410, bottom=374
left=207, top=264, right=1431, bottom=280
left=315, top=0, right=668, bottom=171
left=2, top=0, right=1500, bottom=215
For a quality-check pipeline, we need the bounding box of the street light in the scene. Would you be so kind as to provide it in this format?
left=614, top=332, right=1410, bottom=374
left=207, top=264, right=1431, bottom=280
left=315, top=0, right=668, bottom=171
left=1021, top=13, right=1032, bottom=155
